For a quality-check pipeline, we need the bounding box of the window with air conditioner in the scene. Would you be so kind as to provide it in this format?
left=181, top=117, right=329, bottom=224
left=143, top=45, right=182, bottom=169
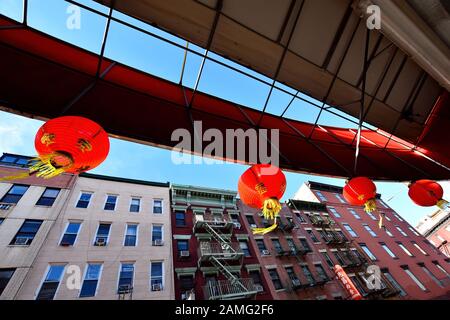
left=124, top=224, right=138, bottom=247
left=10, top=219, right=42, bottom=245
left=152, top=225, right=163, bottom=246
left=36, top=265, right=65, bottom=300
left=306, top=229, right=320, bottom=243
left=256, top=239, right=268, bottom=255
left=180, top=275, right=195, bottom=299
left=249, top=271, right=264, bottom=292
left=60, top=222, right=81, bottom=246
left=177, top=240, right=189, bottom=257
left=321, top=251, right=334, bottom=268
left=76, top=192, right=92, bottom=208
left=1, top=184, right=29, bottom=204
left=268, top=269, right=283, bottom=290
left=301, top=265, right=315, bottom=285
left=118, top=263, right=134, bottom=293
left=246, top=215, right=257, bottom=228
left=315, top=264, right=329, bottom=281
left=104, top=195, right=117, bottom=211
left=150, top=262, right=163, bottom=291
left=94, top=223, right=111, bottom=246
left=36, top=188, right=60, bottom=207
left=239, top=240, right=251, bottom=257
left=80, top=264, right=102, bottom=297
left=299, top=238, right=311, bottom=252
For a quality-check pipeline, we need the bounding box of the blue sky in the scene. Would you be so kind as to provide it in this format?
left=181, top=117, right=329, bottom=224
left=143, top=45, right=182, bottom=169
left=0, top=0, right=446, bottom=226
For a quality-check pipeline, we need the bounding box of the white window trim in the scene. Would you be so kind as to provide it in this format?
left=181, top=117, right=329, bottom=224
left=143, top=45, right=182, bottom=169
left=35, top=264, right=66, bottom=300
left=398, top=243, right=413, bottom=256
left=151, top=224, right=164, bottom=243
left=381, top=244, right=397, bottom=258
left=152, top=198, right=164, bottom=214
left=123, top=224, right=139, bottom=247
left=412, top=242, right=428, bottom=256
left=58, top=221, right=83, bottom=246
left=395, top=226, right=408, bottom=237
left=150, top=261, right=165, bottom=292
left=117, top=262, right=135, bottom=292
left=129, top=197, right=141, bottom=213
left=79, top=263, right=103, bottom=298
left=104, top=194, right=118, bottom=211
left=75, top=191, right=93, bottom=209
left=93, top=223, right=111, bottom=245
left=404, top=268, right=427, bottom=291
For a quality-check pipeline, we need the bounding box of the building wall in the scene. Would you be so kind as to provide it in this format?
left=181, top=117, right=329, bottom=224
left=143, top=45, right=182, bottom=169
left=15, top=174, right=174, bottom=300
left=296, top=181, right=450, bottom=300
left=238, top=202, right=346, bottom=300
left=0, top=162, right=76, bottom=300
left=170, top=185, right=269, bottom=300
left=416, top=209, right=450, bottom=257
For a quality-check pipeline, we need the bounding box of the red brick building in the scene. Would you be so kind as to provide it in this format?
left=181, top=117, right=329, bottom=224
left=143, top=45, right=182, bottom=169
left=170, top=184, right=271, bottom=300
left=295, top=181, right=450, bottom=300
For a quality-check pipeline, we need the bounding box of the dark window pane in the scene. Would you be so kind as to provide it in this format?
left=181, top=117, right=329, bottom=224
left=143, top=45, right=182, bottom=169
left=177, top=240, right=189, bottom=251
left=0, top=269, right=15, bottom=296
left=79, top=280, right=98, bottom=297
left=1, top=185, right=29, bottom=204
left=11, top=219, right=43, bottom=245
left=60, top=234, right=77, bottom=246
left=36, top=282, right=59, bottom=300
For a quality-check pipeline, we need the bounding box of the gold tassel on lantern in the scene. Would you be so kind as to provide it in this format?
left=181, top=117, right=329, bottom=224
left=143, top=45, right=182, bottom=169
left=28, top=152, right=74, bottom=179
left=364, top=198, right=377, bottom=213
left=251, top=198, right=282, bottom=235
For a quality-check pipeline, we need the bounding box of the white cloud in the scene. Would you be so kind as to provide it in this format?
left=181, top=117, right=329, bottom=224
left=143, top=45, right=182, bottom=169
left=0, top=111, right=42, bottom=155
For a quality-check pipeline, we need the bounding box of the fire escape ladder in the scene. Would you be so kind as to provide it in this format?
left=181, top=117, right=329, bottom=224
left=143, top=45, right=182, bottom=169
left=203, top=222, right=231, bottom=247
left=209, top=256, right=248, bottom=292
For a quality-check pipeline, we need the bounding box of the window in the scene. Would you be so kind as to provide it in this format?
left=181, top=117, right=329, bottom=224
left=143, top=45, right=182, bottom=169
left=152, top=225, right=163, bottom=245
left=60, top=222, right=81, bottom=246
left=249, top=271, right=264, bottom=291
left=285, top=267, right=298, bottom=282
left=36, top=265, right=65, bottom=300
left=348, top=209, right=361, bottom=220
left=153, top=199, right=163, bottom=214
left=0, top=269, right=15, bottom=296
left=104, top=195, right=117, bottom=211
left=1, top=184, right=28, bottom=204
left=384, top=213, right=391, bottom=221
left=35, top=188, right=60, bottom=207
left=298, top=238, right=311, bottom=251
left=0, top=218, right=4, bottom=225
left=301, top=265, right=315, bottom=284
left=177, top=240, right=189, bottom=253
left=286, top=238, right=297, bottom=253
left=412, top=242, right=427, bottom=256
left=321, top=251, right=334, bottom=268
left=315, top=264, right=329, bottom=281
left=432, top=261, right=449, bottom=277
left=335, top=194, right=346, bottom=203
left=393, top=213, right=404, bottom=221
left=349, top=275, right=367, bottom=295
left=0, top=154, right=29, bottom=166
left=175, top=211, right=186, bottom=227
left=382, top=269, right=406, bottom=296
left=380, top=243, right=397, bottom=258
left=397, top=242, right=414, bottom=257
left=365, top=210, right=377, bottom=220
left=315, top=191, right=327, bottom=201
left=180, top=275, right=195, bottom=297
left=363, top=224, right=377, bottom=237
left=256, top=239, right=268, bottom=254
left=80, top=264, right=102, bottom=297
left=395, top=226, right=408, bottom=237
left=342, top=223, right=358, bottom=238
left=407, top=226, right=420, bottom=236
left=94, top=223, right=111, bottom=246
left=295, top=212, right=307, bottom=223
left=246, top=215, right=257, bottom=227
left=306, top=229, right=320, bottom=243
left=327, top=207, right=341, bottom=218
left=384, top=227, right=394, bottom=237
left=150, top=262, right=163, bottom=291
left=333, top=251, right=346, bottom=265
left=76, top=192, right=92, bottom=208
left=401, top=266, right=427, bottom=291
left=239, top=241, right=251, bottom=257
left=272, top=239, right=283, bottom=254
left=129, top=198, right=140, bottom=213
left=379, top=200, right=389, bottom=208
left=359, top=244, right=377, bottom=261
left=118, top=263, right=134, bottom=292
left=124, top=224, right=138, bottom=247
left=418, top=263, right=443, bottom=288
left=10, top=219, right=42, bottom=245
left=268, top=269, right=283, bottom=290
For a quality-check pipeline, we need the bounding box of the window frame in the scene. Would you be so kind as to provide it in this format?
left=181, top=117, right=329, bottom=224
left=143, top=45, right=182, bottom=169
left=123, top=224, right=138, bottom=247
left=150, top=261, right=164, bottom=291
left=59, top=221, right=82, bottom=246
left=94, top=223, right=111, bottom=246
left=401, top=266, right=427, bottom=291
left=79, top=263, right=103, bottom=298
left=151, top=224, right=164, bottom=244
left=35, top=187, right=60, bottom=207
left=1, top=184, right=29, bottom=204
left=10, top=219, right=43, bottom=246
left=103, top=194, right=118, bottom=211
left=36, top=264, right=66, bottom=300
left=129, top=197, right=141, bottom=213
left=117, top=263, right=135, bottom=292
left=152, top=199, right=163, bottom=214
left=75, top=191, right=93, bottom=209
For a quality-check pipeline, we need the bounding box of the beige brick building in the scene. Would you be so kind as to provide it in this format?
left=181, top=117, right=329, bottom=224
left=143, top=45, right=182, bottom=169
left=0, top=153, right=174, bottom=300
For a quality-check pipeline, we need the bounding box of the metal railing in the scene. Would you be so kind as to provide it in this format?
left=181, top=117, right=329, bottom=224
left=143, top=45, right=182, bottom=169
left=0, top=202, right=15, bottom=212
left=309, top=215, right=334, bottom=226
left=199, top=242, right=243, bottom=259
left=193, top=213, right=232, bottom=228
left=203, top=278, right=256, bottom=300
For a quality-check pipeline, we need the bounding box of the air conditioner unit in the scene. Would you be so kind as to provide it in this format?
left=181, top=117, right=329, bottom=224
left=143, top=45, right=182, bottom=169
left=292, top=278, right=301, bottom=287
left=60, top=241, right=72, bottom=247
left=254, top=284, right=264, bottom=292
left=14, top=236, right=30, bottom=245
left=153, top=239, right=164, bottom=246
left=250, top=224, right=257, bottom=228
left=152, top=283, right=163, bottom=291
left=233, top=222, right=241, bottom=229
left=179, top=250, right=190, bottom=257
left=261, top=250, right=270, bottom=256
left=181, top=291, right=196, bottom=300
left=95, top=237, right=107, bottom=246
left=117, top=284, right=133, bottom=294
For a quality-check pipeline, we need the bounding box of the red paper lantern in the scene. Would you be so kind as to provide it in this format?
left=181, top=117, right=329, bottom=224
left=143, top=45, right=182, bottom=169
left=408, top=180, right=448, bottom=209
left=31, top=116, right=110, bottom=178
left=238, top=164, right=286, bottom=234
left=343, top=177, right=377, bottom=212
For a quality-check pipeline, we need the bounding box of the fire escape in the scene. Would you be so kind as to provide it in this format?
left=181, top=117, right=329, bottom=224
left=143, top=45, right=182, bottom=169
left=194, top=212, right=257, bottom=300
left=307, top=214, right=400, bottom=299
